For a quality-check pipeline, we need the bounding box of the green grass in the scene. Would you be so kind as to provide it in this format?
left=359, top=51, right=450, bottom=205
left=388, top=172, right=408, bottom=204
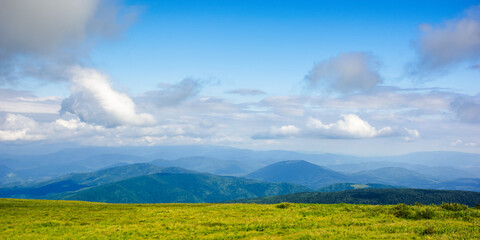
left=1, top=198, right=479, bottom=239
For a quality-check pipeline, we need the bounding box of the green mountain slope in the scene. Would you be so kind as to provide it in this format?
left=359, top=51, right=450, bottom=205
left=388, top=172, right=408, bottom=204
left=246, top=160, right=350, bottom=188
left=55, top=172, right=311, bottom=203
left=232, top=188, right=480, bottom=207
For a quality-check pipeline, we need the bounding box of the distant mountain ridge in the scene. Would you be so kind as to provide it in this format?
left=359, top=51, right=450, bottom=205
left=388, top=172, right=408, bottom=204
left=350, top=167, right=439, bottom=188
left=1, top=146, right=479, bottom=185
left=245, top=160, right=480, bottom=191
left=246, top=160, right=350, bottom=188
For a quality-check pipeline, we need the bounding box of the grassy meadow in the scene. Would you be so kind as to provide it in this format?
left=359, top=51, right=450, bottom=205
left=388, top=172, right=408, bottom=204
left=0, top=198, right=479, bottom=239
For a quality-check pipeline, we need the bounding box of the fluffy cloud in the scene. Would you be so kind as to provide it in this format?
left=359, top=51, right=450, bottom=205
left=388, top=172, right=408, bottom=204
left=60, top=66, right=155, bottom=127
left=0, top=114, right=45, bottom=141
left=0, top=0, right=134, bottom=83
left=252, top=114, right=419, bottom=140
left=306, top=114, right=393, bottom=139
left=305, top=52, right=382, bottom=94
left=227, top=89, right=266, bottom=96
left=450, top=95, right=480, bottom=123
left=412, top=4, right=480, bottom=74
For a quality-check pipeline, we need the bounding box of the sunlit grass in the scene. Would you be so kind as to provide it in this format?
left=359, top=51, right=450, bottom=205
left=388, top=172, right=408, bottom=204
left=1, top=198, right=479, bottom=239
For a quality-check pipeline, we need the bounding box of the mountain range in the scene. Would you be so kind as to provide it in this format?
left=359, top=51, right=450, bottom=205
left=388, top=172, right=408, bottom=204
left=244, top=160, right=478, bottom=191
left=0, top=146, right=479, bottom=204
left=3, top=146, right=479, bottom=185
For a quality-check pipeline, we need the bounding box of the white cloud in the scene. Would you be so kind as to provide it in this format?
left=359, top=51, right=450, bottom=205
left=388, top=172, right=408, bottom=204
left=259, top=96, right=305, bottom=117
left=314, top=89, right=452, bottom=111
left=450, top=139, right=477, bottom=147
left=0, top=88, right=61, bottom=114
left=252, top=125, right=301, bottom=139
left=60, top=66, right=155, bottom=127
left=55, top=118, right=86, bottom=130
left=305, top=52, right=382, bottom=94
left=0, top=114, right=45, bottom=141
left=401, top=128, right=420, bottom=141
left=412, top=4, right=480, bottom=73
left=306, top=114, right=393, bottom=139
left=251, top=114, right=420, bottom=140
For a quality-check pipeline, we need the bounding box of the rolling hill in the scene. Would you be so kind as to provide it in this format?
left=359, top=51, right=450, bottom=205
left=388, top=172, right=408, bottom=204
left=245, top=160, right=350, bottom=188
left=54, top=172, right=311, bottom=203
left=231, top=188, right=480, bottom=206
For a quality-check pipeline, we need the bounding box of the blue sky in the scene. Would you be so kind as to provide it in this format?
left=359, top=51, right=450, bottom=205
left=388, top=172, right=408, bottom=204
left=0, top=0, right=479, bottom=156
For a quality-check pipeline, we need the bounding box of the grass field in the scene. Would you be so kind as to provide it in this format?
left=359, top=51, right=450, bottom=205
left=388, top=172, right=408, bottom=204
left=1, top=198, right=479, bottom=239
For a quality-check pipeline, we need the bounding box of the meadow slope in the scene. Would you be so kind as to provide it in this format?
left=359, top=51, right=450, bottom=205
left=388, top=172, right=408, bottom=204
left=0, top=198, right=479, bottom=239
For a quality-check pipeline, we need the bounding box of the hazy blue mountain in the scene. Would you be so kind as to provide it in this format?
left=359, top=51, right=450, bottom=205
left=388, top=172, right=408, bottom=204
left=350, top=167, right=439, bottom=188
left=231, top=188, right=480, bottom=207
left=0, top=152, right=151, bottom=183
left=316, top=183, right=403, bottom=192
left=0, top=165, right=20, bottom=185
left=0, top=163, right=192, bottom=199
left=245, top=160, right=350, bottom=188
left=72, top=154, right=148, bottom=170
left=463, top=167, right=480, bottom=178
left=54, top=172, right=311, bottom=203
left=150, top=156, right=249, bottom=175
left=12, top=163, right=92, bottom=183
left=433, top=178, right=480, bottom=192
left=379, top=151, right=480, bottom=170
left=244, top=161, right=474, bottom=191
left=327, top=162, right=475, bottom=181
left=1, top=146, right=479, bottom=187
left=0, top=165, right=10, bottom=176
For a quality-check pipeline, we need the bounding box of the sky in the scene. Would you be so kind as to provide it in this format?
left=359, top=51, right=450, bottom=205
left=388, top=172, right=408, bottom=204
left=0, top=0, right=479, bottom=156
